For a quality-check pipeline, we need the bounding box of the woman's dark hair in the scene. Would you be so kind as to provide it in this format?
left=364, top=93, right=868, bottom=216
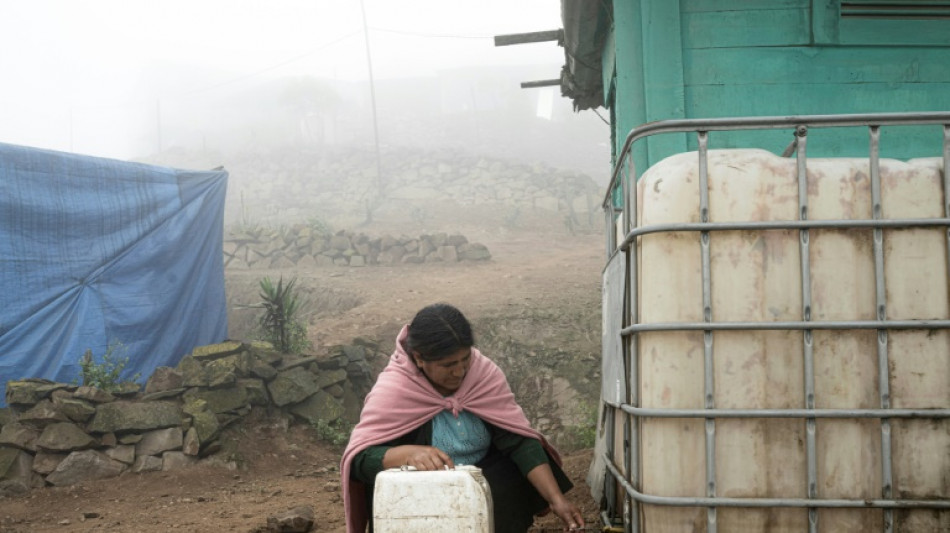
left=407, top=303, right=474, bottom=361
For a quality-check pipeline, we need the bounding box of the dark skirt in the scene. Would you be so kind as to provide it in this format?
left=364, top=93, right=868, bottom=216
left=476, top=449, right=575, bottom=533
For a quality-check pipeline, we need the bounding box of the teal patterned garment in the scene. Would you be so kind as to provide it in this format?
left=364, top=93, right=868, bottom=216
left=431, top=409, right=491, bottom=466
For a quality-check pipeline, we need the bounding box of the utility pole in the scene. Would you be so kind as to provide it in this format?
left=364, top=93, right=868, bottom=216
left=359, top=0, right=382, bottom=193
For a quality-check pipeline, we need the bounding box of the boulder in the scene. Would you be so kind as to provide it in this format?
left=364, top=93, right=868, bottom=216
left=315, top=369, right=348, bottom=389
left=458, top=242, right=492, bottom=261
left=182, top=427, right=200, bottom=456
left=161, top=451, right=198, bottom=471
left=0, top=447, right=32, bottom=481
left=438, top=245, right=458, bottom=262
left=103, top=445, right=136, bottom=465
left=239, top=379, right=270, bottom=406
left=267, top=367, right=319, bottom=407
left=288, top=390, right=344, bottom=426
left=447, top=234, right=468, bottom=247
left=72, top=386, right=116, bottom=404
left=51, top=396, right=97, bottom=423
left=262, top=506, right=315, bottom=533
left=192, top=341, right=244, bottom=362
left=135, top=427, right=183, bottom=456
left=0, top=422, right=39, bottom=452
left=5, top=380, right=68, bottom=406
left=182, top=386, right=249, bottom=414
left=35, top=422, right=97, bottom=452
left=279, top=356, right=319, bottom=371
left=0, top=408, right=14, bottom=428
left=250, top=360, right=279, bottom=380
left=140, top=388, right=186, bottom=402
left=131, top=455, right=163, bottom=473
left=182, top=399, right=221, bottom=443
left=144, top=367, right=184, bottom=393
left=45, top=450, right=127, bottom=486
left=205, top=352, right=252, bottom=387
left=17, top=399, right=69, bottom=427
left=119, top=434, right=143, bottom=445
left=177, top=356, right=208, bottom=387
left=86, top=401, right=181, bottom=434
left=32, top=451, right=68, bottom=475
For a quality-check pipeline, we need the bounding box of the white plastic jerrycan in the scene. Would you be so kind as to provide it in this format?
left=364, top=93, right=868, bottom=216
left=373, top=465, right=493, bottom=532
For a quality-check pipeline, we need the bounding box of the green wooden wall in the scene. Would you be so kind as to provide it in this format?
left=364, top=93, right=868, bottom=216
left=607, top=0, right=950, bottom=171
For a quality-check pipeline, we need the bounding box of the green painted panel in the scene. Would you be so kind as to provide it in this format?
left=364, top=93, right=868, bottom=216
left=684, top=46, right=950, bottom=86
left=612, top=0, right=644, bottom=143
left=611, top=0, right=648, bottom=175
left=680, top=124, right=947, bottom=160
left=681, top=0, right=807, bottom=13
left=641, top=1, right=688, bottom=165
left=685, top=82, right=950, bottom=159
left=840, top=18, right=950, bottom=46
left=811, top=0, right=840, bottom=44
left=687, top=82, right=950, bottom=116
left=682, top=8, right=811, bottom=49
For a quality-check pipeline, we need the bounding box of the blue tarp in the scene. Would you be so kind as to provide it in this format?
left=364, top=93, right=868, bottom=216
left=0, top=143, right=228, bottom=405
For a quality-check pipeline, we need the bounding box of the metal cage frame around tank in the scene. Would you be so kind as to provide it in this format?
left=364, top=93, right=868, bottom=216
left=599, top=112, right=950, bottom=533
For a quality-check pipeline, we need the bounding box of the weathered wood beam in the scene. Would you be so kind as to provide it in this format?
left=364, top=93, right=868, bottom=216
left=494, top=29, right=563, bottom=47
left=520, top=79, right=561, bottom=89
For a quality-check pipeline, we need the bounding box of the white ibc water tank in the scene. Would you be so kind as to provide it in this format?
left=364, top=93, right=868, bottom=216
left=633, top=149, right=950, bottom=531
left=373, top=465, right=493, bottom=532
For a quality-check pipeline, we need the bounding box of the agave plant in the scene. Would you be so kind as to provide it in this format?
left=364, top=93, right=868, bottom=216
left=258, top=276, right=303, bottom=353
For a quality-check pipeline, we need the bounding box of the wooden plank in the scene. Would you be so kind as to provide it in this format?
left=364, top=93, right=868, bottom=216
left=612, top=0, right=648, bottom=171
left=680, top=0, right=807, bottom=13
left=685, top=83, right=950, bottom=159
left=840, top=18, right=950, bottom=45
left=687, top=82, right=950, bottom=115
left=641, top=1, right=688, bottom=165
left=682, top=8, right=810, bottom=48
left=520, top=79, right=561, bottom=88
left=812, top=0, right=841, bottom=45
left=684, top=46, right=950, bottom=86
left=493, top=30, right=562, bottom=47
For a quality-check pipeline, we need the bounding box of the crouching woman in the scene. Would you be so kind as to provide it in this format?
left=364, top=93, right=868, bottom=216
left=341, top=303, right=585, bottom=533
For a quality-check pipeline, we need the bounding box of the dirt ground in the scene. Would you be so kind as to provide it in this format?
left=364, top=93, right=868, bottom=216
left=0, top=230, right=606, bottom=533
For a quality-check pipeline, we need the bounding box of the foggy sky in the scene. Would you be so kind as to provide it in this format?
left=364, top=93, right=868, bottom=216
left=0, top=1, right=577, bottom=160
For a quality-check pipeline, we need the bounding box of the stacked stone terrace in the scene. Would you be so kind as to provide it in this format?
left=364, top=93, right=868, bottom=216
left=225, top=229, right=490, bottom=270
left=0, top=340, right=376, bottom=495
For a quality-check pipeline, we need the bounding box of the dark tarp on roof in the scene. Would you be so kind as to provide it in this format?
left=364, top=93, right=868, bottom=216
left=560, top=0, right=610, bottom=111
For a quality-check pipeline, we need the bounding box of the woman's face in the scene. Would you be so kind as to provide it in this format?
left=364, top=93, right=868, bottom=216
left=413, top=347, right=472, bottom=396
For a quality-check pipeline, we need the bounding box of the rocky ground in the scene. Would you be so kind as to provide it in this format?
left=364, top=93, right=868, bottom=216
left=1, top=224, right=607, bottom=532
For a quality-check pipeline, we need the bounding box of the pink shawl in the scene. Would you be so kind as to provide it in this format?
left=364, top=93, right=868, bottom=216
left=340, top=325, right=561, bottom=533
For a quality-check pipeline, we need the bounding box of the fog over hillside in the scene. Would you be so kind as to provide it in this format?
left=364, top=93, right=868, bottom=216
left=137, top=65, right=610, bottom=181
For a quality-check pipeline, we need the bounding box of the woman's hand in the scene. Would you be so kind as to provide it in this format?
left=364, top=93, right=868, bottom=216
left=548, top=494, right=585, bottom=531
left=383, top=445, right=454, bottom=471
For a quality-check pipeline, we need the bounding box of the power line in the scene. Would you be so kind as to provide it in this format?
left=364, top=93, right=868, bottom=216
left=369, top=26, right=494, bottom=39
left=178, top=30, right=364, bottom=97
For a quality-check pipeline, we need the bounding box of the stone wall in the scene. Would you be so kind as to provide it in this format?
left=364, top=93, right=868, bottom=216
left=0, top=340, right=377, bottom=496
left=225, top=229, right=490, bottom=270
left=148, top=146, right=603, bottom=233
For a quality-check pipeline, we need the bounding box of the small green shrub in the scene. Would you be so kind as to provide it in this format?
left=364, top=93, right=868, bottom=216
left=313, top=418, right=352, bottom=447
left=307, top=216, right=333, bottom=237
left=560, top=401, right=598, bottom=451
left=76, top=341, right=141, bottom=392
